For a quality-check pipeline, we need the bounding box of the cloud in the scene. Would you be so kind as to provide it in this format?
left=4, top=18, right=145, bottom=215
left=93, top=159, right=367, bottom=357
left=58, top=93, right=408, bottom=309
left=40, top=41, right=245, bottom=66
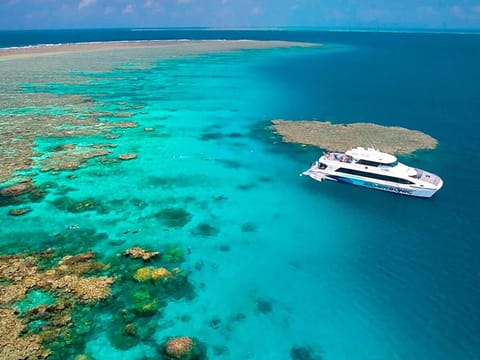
left=144, top=0, right=164, bottom=13
left=104, top=6, right=115, bottom=15
left=78, top=0, right=96, bottom=10
left=449, top=5, right=464, bottom=18
left=251, top=6, right=261, bottom=15
left=324, top=8, right=347, bottom=20
left=357, top=8, right=390, bottom=22
left=122, top=4, right=134, bottom=14
left=417, top=6, right=437, bottom=16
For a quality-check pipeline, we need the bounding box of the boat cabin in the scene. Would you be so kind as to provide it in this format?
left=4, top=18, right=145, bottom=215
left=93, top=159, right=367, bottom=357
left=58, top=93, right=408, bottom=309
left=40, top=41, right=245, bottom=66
left=345, top=147, right=398, bottom=167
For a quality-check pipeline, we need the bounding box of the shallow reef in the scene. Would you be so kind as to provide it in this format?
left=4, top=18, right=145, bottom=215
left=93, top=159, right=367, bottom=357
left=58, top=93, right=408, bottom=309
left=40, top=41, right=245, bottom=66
left=271, top=119, right=438, bottom=154
left=0, top=179, right=49, bottom=209
left=0, top=110, right=137, bottom=184
left=0, top=249, right=113, bottom=359
left=0, top=245, right=201, bottom=359
left=40, top=143, right=115, bottom=173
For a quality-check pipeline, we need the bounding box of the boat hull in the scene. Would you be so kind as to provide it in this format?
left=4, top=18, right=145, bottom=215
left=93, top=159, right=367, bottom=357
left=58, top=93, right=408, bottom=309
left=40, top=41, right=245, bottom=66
left=330, top=175, right=438, bottom=198
left=302, top=169, right=442, bottom=198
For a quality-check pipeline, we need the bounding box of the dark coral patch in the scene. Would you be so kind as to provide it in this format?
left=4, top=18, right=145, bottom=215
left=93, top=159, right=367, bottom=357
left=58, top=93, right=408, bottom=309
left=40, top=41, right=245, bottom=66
left=209, top=316, right=222, bottom=329
left=256, top=299, right=273, bottom=314
left=219, top=245, right=230, bottom=252
left=147, top=176, right=194, bottom=189
left=213, top=345, right=229, bottom=356
left=241, top=222, right=258, bottom=233
left=190, top=222, right=219, bottom=237
left=227, top=132, right=243, bottom=138
left=155, top=208, right=192, bottom=228
left=237, top=183, right=256, bottom=191
left=290, top=346, right=324, bottom=360
left=215, top=159, right=243, bottom=169
left=200, top=132, right=223, bottom=141
left=258, top=176, right=273, bottom=183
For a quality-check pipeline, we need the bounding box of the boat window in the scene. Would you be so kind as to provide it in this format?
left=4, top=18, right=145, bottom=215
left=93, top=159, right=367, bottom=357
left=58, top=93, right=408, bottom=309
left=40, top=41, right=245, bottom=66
left=336, top=168, right=415, bottom=184
left=318, top=162, right=327, bottom=170
left=356, top=160, right=398, bottom=167
left=357, top=159, right=381, bottom=167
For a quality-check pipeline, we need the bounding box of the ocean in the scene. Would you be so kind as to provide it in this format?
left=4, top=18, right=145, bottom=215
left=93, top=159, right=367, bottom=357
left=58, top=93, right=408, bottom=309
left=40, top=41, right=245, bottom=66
left=0, top=29, right=479, bottom=360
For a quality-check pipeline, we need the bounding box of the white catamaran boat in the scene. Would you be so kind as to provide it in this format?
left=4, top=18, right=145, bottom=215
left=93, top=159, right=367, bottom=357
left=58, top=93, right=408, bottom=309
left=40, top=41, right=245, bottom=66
left=301, top=147, right=443, bottom=197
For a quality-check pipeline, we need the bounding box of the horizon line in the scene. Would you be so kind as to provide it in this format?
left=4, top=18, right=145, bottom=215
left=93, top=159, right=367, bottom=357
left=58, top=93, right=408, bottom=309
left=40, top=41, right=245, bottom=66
left=0, top=26, right=479, bottom=35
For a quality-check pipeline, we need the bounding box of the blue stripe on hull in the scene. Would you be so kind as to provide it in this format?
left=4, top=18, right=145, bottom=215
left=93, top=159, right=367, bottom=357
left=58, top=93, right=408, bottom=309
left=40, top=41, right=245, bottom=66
left=331, top=176, right=420, bottom=197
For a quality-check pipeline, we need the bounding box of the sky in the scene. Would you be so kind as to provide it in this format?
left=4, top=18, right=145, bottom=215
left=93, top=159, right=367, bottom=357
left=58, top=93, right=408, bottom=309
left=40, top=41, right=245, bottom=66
left=0, top=0, right=479, bottom=30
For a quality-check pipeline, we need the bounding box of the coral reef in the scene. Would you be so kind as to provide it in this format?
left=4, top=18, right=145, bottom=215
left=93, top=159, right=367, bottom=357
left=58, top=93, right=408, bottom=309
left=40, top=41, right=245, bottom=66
left=0, top=250, right=114, bottom=359
left=74, top=355, right=92, bottom=360
left=161, top=336, right=207, bottom=360
left=0, top=307, right=51, bottom=360
left=0, top=40, right=315, bottom=184
left=0, top=239, right=197, bottom=358
left=123, top=323, right=137, bottom=337
left=111, top=114, right=134, bottom=119
left=0, top=251, right=113, bottom=304
left=161, top=246, right=185, bottom=264
left=124, top=247, right=159, bottom=261
left=1, top=180, right=34, bottom=197
left=164, top=337, right=194, bottom=359
left=0, top=180, right=50, bottom=209
left=271, top=119, right=438, bottom=154
left=133, top=267, right=153, bottom=282
left=118, top=153, right=137, bottom=160
left=8, top=207, right=32, bottom=216
left=134, top=298, right=159, bottom=315
left=152, top=267, right=172, bottom=280
left=51, top=196, right=108, bottom=214
left=133, top=267, right=172, bottom=282
left=40, top=145, right=111, bottom=172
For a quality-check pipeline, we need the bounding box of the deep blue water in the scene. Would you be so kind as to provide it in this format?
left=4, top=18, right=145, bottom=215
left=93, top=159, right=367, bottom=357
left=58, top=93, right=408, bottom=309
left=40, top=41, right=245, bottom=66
left=1, top=29, right=480, bottom=359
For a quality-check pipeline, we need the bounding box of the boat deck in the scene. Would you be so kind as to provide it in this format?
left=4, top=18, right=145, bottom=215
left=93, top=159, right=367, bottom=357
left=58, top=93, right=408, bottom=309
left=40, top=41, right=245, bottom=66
left=416, top=169, right=442, bottom=186
left=324, top=152, right=351, bottom=163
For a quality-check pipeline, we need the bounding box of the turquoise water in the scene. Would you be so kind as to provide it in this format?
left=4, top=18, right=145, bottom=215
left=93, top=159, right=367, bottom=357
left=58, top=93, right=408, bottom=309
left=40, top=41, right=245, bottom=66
left=1, top=31, right=480, bottom=359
